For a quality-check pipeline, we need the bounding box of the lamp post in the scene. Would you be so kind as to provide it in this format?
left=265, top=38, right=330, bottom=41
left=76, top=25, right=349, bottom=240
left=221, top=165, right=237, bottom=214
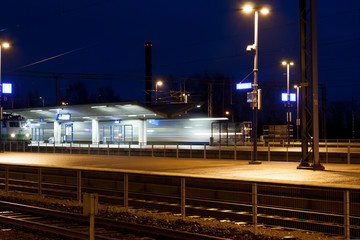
left=0, top=42, right=10, bottom=152
left=294, top=84, right=301, bottom=140
left=243, top=4, right=269, bottom=164
left=282, top=60, right=294, bottom=145
left=155, top=80, right=163, bottom=104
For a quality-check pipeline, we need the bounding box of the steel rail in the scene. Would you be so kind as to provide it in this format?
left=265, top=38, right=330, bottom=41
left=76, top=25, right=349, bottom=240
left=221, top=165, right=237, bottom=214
left=0, top=200, right=229, bottom=240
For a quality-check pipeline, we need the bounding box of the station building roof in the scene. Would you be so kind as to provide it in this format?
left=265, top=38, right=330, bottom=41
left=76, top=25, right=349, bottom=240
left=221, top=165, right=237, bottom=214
left=5, top=101, right=201, bottom=122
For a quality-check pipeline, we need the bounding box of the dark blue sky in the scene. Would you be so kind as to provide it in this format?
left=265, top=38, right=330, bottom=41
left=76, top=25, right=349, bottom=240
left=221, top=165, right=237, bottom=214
left=0, top=0, right=359, bottom=105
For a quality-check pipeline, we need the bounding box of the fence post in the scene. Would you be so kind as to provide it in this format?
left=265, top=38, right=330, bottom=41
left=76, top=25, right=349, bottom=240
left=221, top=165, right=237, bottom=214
left=70, top=142, right=72, bottom=154
left=204, top=144, right=206, bottom=159
left=325, top=139, right=328, bottom=163
left=176, top=144, right=179, bottom=159
left=190, top=144, right=192, bottom=159
left=38, top=141, right=40, bottom=152
left=5, top=166, right=9, bottom=192
left=234, top=144, right=237, bottom=160
left=23, top=141, right=25, bottom=152
left=128, top=142, right=131, bottom=157
left=181, top=177, right=186, bottom=220
left=219, top=144, right=221, bottom=159
left=164, top=145, right=166, bottom=157
left=76, top=170, right=81, bottom=204
left=268, top=143, right=270, bottom=161
left=344, top=190, right=350, bottom=240
left=252, top=183, right=258, bottom=235
left=108, top=142, right=110, bottom=155
left=347, top=140, right=351, bottom=164
left=53, top=142, right=55, bottom=153
left=152, top=144, right=154, bottom=157
left=38, top=168, right=42, bottom=196
left=88, top=143, right=90, bottom=155
left=286, top=144, right=289, bottom=162
left=124, top=174, right=128, bottom=210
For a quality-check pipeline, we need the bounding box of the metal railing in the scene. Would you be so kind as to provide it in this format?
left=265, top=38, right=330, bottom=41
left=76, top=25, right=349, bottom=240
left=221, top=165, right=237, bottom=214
left=0, top=163, right=359, bottom=239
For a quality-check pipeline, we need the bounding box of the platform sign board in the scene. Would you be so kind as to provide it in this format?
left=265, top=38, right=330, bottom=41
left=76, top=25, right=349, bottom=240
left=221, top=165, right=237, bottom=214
left=2, top=83, right=12, bottom=94
left=56, top=113, right=71, bottom=121
left=281, top=93, right=296, bottom=102
left=236, top=82, right=252, bottom=90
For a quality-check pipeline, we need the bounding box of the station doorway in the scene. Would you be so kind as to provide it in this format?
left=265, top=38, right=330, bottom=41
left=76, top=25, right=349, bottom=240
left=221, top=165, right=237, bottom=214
left=65, top=124, right=73, bottom=143
left=103, top=125, right=133, bottom=144
left=31, top=128, right=44, bottom=141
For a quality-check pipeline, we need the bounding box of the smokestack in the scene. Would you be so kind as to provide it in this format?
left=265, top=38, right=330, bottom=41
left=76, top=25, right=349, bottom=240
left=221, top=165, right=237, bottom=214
left=145, top=41, right=152, bottom=106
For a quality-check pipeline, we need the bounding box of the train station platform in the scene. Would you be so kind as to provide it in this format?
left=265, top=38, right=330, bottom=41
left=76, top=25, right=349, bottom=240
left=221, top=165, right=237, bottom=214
left=0, top=152, right=359, bottom=188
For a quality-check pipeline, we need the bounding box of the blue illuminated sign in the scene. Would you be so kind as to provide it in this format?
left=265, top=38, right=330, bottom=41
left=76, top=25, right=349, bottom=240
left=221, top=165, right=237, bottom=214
left=56, top=113, right=71, bottom=121
left=236, top=82, right=252, bottom=90
left=2, top=83, right=12, bottom=94
left=281, top=93, right=296, bottom=102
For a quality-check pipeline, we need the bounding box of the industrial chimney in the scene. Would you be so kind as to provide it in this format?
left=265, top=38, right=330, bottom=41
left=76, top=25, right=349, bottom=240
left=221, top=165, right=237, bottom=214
left=145, top=41, right=152, bottom=106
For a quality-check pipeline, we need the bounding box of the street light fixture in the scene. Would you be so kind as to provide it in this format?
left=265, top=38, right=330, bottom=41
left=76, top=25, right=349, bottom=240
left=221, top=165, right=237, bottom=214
left=243, top=4, right=269, bottom=164
left=294, top=84, right=301, bottom=140
left=155, top=80, right=163, bottom=104
left=0, top=42, right=10, bottom=152
left=282, top=60, right=294, bottom=145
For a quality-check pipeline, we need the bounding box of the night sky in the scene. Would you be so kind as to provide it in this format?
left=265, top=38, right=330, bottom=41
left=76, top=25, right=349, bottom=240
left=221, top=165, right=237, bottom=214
left=0, top=0, right=359, bottom=106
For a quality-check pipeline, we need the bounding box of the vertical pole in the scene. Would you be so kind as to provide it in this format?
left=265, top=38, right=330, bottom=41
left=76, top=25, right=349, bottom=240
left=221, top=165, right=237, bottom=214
left=107, top=142, right=110, bottom=155
left=311, top=0, right=321, bottom=169
left=190, top=144, right=192, bottom=159
left=268, top=143, right=270, bottom=161
left=128, top=142, right=131, bottom=157
left=296, top=86, right=300, bottom=140
left=152, top=144, right=154, bottom=157
left=252, top=183, right=258, bottom=235
left=204, top=144, right=206, bottom=159
left=5, top=166, right=8, bottom=192
left=89, top=196, right=95, bottom=240
left=70, top=142, right=72, bottom=154
left=77, top=170, right=82, bottom=204
left=347, top=140, right=351, bottom=164
left=181, top=177, right=186, bottom=220
left=219, top=144, right=221, bottom=160
left=177, top=144, right=179, bottom=159
left=88, top=143, right=90, bottom=155
left=53, top=142, right=55, bottom=153
left=38, top=141, right=40, bottom=153
left=287, top=63, right=290, bottom=145
left=124, top=174, right=128, bottom=210
left=164, top=144, right=166, bottom=157
left=234, top=144, right=237, bottom=160
left=23, top=141, right=25, bottom=152
left=249, top=10, right=261, bottom=165
left=38, top=168, right=42, bottom=196
left=325, top=139, right=328, bottom=163
left=286, top=144, right=289, bottom=162
left=344, top=190, right=350, bottom=240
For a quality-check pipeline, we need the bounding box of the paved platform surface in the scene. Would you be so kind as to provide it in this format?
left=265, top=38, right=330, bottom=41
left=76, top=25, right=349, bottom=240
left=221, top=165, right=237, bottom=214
left=0, top=152, right=359, bottom=188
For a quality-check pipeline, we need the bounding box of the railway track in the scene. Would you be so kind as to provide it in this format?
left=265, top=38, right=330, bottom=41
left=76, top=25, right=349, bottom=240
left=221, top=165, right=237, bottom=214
left=0, top=200, right=228, bottom=240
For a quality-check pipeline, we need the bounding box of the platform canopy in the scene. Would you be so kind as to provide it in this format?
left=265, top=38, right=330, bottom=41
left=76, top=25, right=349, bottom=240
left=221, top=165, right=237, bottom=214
left=5, top=101, right=200, bottom=122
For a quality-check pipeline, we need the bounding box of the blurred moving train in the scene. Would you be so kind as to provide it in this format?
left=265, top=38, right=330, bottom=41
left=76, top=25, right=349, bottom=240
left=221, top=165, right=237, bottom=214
left=1, top=114, right=32, bottom=141
left=1, top=114, right=250, bottom=145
